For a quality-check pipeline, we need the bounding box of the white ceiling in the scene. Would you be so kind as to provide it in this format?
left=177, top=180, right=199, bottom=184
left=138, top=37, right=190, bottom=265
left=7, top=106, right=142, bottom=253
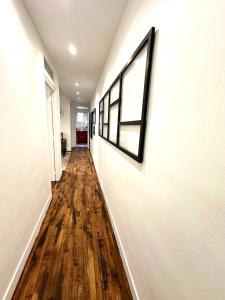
left=22, top=0, right=128, bottom=103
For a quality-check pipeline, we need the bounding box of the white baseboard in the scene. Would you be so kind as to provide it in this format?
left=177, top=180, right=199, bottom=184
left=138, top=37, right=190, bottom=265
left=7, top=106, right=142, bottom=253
left=90, top=154, right=139, bottom=300
left=100, top=184, right=140, bottom=300
left=3, top=194, right=52, bottom=300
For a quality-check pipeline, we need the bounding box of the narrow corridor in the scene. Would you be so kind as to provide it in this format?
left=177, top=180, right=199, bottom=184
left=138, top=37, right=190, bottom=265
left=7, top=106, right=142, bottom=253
left=13, top=149, right=132, bottom=300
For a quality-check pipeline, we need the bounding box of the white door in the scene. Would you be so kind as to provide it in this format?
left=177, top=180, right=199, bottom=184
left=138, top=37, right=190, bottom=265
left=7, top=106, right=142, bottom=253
left=46, top=84, right=56, bottom=181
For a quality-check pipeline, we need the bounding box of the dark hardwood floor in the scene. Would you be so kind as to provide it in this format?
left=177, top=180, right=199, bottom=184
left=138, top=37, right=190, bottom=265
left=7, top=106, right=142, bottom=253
left=13, top=148, right=132, bottom=300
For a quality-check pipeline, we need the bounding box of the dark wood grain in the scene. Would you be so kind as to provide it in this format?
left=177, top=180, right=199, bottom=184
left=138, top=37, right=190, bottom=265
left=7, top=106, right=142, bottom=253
left=13, top=148, right=132, bottom=300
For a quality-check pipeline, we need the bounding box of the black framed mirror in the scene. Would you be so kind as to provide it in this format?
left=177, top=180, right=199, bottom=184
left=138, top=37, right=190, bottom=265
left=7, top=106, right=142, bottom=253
left=90, top=108, right=96, bottom=139
left=98, top=27, right=155, bottom=163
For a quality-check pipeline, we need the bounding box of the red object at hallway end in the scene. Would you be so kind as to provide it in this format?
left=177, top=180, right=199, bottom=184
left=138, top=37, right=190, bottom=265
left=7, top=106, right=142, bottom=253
left=76, top=131, right=87, bottom=144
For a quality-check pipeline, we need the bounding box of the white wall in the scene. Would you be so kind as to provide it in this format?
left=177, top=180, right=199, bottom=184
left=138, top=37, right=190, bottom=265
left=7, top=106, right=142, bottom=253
left=90, top=0, right=225, bottom=299
left=0, top=1, right=61, bottom=298
left=60, top=94, right=71, bottom=151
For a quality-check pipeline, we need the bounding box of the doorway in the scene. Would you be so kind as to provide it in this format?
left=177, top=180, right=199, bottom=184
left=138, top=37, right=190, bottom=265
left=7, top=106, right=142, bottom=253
left=45, top=84, right=56, bottom=181
left=76, top=111, right=88, bottom=148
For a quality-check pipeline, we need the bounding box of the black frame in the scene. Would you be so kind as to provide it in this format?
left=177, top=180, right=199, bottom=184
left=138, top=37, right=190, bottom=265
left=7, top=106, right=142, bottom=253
left=90, top=108, right=96, bottom=139
left=98, top=27, right=155, bottom=163
left=92, top=108, right=96, bottom=124
left=90, top=112, right=93, bottom=139
left=99, top=99, right=103, bottom=136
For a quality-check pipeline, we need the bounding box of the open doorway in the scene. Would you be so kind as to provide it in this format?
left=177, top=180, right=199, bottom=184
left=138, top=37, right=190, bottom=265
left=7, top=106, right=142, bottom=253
left=45, top=84, right=56, bottom=181
left=76, top=110, right=88, bottom=148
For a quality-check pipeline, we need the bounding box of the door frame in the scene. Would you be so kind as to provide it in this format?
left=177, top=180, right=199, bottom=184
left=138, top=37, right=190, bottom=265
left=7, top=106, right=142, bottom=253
left=75, top=109, right=89, bottom=147
left=46, top=84, right=56, bottom=181
left=45, top=70, right=62, bottom=181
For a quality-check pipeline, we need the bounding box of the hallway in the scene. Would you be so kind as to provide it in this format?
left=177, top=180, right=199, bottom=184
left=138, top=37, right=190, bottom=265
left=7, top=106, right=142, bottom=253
left=13, top=149, right=132, bottom=300
left=1, top=0, right=225, bottom=299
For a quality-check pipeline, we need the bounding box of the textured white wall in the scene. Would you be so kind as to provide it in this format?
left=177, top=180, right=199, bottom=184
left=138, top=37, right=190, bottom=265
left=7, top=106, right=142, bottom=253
left=60, top=94, right=71, bottom=151
left=0, top=1, right=61, bottom=298
left=90, top=0, right=225, bottom=299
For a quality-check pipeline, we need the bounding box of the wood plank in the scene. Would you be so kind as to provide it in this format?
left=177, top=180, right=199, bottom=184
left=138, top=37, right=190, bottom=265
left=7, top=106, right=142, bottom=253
left=12, top=148, right=133, bottom=300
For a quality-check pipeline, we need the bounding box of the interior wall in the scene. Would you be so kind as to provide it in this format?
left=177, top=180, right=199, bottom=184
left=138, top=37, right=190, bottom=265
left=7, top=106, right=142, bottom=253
left=90, top=0, right=225, bottom=299
left=60, top=93, right=71, bottom=151
left=0, top=1, right=61, bottom=298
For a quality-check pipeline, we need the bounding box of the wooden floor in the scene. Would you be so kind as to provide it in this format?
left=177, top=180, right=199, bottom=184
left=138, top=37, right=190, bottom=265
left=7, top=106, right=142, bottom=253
left=13, top=149, right=132, bottom=300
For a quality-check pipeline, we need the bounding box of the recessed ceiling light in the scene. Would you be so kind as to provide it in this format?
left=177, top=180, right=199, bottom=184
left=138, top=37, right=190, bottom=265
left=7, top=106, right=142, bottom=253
left=77, top=106, right=88, bottom=110
left=76, top=91, right=79, bottom=95
left=75, top=82, right=79, bottom=86
left=68, top=44, right=77, bottom=55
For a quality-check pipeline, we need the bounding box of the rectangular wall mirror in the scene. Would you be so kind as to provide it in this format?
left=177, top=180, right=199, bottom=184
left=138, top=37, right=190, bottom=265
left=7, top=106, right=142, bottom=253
left=109, top=103, right=119, bottom=144
left=90, top=108, right=96, bottom=139
left=92, top=108, right=96, bottom=124
left=99, top=100, right=103, bottom=137
left=90, top=112, right=93, bottom=139
left=98, top=27, right=155, bottom=163
left=120, top=45, right=147, bottom=122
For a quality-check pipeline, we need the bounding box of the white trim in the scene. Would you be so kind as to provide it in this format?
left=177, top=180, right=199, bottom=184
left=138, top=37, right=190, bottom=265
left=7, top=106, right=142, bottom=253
left=45, top=75, right=62, bottom=182
left=44, top=69, right=55, bottom=90
left=93, top=160, right=139, bottom=300
left=3, top=194, right=52, bottom=300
